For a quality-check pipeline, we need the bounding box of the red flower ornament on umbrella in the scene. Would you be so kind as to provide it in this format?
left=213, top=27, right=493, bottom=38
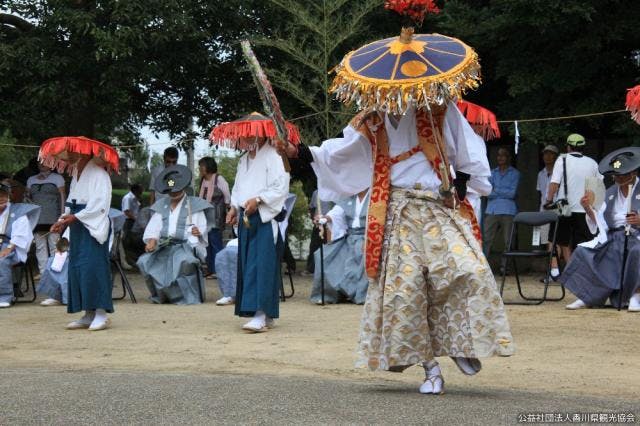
left=626, top=85, right=640, bottom=124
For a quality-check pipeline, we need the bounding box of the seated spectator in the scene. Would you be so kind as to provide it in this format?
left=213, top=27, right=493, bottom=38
left=0, top=182, right=40, bottom=308
left=38, top=208, right=125, bottom=306
left=137, top=165, right=215, bottom=304
left=26, top=163, right=66, bottom=274
left=310, top=189, right=370, bottom=305
left=562, top=147, right=640, bottom=311
left=214, top=237, right=238, bottom=306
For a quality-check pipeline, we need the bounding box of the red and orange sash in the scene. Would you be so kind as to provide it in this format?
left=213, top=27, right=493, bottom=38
left=351, top=109, right=483, bottom=278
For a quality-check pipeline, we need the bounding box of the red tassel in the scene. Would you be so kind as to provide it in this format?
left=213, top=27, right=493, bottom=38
left=38, top=136, right=120, bottom=174
left=626, top=85, right=640, bottom=125
left=457, top=100, right=501, bottom=140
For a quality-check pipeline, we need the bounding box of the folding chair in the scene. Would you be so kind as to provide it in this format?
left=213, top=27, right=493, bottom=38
left=278, top=194, right=297, bottom=302
left=108, top=207, right=138, bottom=304
left=499, top=211, right=565, bottom=305
left=13, top=243, right=38, bottom=303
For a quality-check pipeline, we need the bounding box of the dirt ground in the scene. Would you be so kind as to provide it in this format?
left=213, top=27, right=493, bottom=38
left=1, top=270, right=639, bottom=402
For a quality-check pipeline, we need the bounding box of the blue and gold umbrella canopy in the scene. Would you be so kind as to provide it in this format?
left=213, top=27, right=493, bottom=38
left=330, top=29, right=481, bottom=114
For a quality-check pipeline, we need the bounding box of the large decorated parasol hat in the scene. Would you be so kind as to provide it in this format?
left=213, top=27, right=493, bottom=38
left=154, top=164, right=192, bottom=195
left=209, top=112, right=301, bottom=151
left=599, top=147, right=640, bottom=176
left=39, top=136, right=120, bottom=174
left=330, top=1, right=481, bottom=115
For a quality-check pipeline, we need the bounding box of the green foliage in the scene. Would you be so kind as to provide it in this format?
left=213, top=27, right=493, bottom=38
left=287, top=180, right=312, bottom=242
left=437, top=0, right=640, bottom=146
left=0, top=129, right=38, bottom=175
left=0, top=0, right=262, bottom=148
left=213, top=151, right=241, bottom=189
left=253, top=0, right=382, bottom=144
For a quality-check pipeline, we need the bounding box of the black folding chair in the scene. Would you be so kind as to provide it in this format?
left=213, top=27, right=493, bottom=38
left=111, top=230, right=137, bottom=303
left=499, top=211, right=565, bottom=305
left=280, top=263, right=295, bottom=302
left=13, top=242, right=37, bottom=303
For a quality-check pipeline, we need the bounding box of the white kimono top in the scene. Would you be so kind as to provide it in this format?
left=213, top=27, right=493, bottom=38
left=310, top=102, right=491, bottom=203
left=230, top=143, right=290, bottom=240
left=64, top=158, right=112, bottom=244
left=0, top=203, right=33, bottom=263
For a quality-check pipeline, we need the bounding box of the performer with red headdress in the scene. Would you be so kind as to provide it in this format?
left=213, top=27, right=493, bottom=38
left=43, top=136, right=118, bottom=331
left=286, top=1, right=514, bottom=394
left=210, top=112, right=293, bottom=332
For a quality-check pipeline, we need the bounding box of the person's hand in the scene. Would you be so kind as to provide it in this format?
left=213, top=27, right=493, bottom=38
left=145, top=239, right=157, bottom=253
left=442, top=193, right=460, bottom=209
left=226, top=207, right=237, bottom=225
left=0, top=247, right=13, bottom=258
left=275, top=139, right=298, bottom=158
left=244, top=198, right=259, bottom=216
left=626, top=211, right=640, bottom=226
left=191, top=226, right=201, bottom=237
left=313, top=215, right=331, bottom=225
left=580, top=190, right=594, bottom=211
left=50, top=214, right=76, bottom=234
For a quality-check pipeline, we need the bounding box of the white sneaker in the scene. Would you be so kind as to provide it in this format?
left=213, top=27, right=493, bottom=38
left=566, top=299, right=588, bottom=310
left=40, top=298, right=62, bottom=306
left=215, top=296, right=235, bottom=306
left=628, top=294, right=640, bottom=312
left=0, top=302, right=11, bottom=308
left=242, top=317, right=267, bottom=333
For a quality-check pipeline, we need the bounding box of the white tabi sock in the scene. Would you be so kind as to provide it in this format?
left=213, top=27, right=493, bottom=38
left=550, top=268, right=560, bottom=276
left=93, top=309, right=108, bottom=324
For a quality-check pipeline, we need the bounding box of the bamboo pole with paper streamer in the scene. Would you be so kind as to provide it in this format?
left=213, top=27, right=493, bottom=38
left=240, top=40, right=291, bottom=172
left=316, top=196, right=327, bottom=306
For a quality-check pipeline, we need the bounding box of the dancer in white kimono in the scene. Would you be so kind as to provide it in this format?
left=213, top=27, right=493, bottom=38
left=227, top=136, right=289, bottom=332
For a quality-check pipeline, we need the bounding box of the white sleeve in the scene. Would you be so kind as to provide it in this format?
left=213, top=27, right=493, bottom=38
left=72, top=170, right=112, bottom=244
left=310, top=125, right=373, bottom=203
left=550, top=157, right=563, bottom=184
left=9, top=215, right=33, bottom=263
left=230, top=159, right=243, bottom=210
left=54, top=174, right=65, bottom=188
left=186, top=211, right=208, bottom=248
left=443, top=102, right=490, bottom=178
left=468, top=176, right=492, bottom=197
left=257, top=150, right=290, bottom=223
left=121, top=195, right=130, bottom=212
left=325, top=205, right=347, bottom=241
left=143, top=212, right=162, bottom=243
left=586, top=202, right=608, bottom=245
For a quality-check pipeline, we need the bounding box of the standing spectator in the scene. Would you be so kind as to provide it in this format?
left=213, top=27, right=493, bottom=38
left=121, top=183, right=143, bottom=232
left=13, top=158, right=40, bottom=187
left=545, top=134, right=601, bottom=264
left=536, top=145, right=560, bottom=279
left=149, top=147, right=179, bottom=205
left=26, top=163, right=66, bottom=274
left=198, top=156, right=230, bottom=278
left=483, top=148, right=520, bottom=257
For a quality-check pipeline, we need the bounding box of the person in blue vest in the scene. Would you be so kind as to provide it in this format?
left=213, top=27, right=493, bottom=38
left=0, top=182, right=40, bottom=308
left=563, top=147, right=640, bottom=312
left=138, top=165, right=216, bottom=305
left=310, top=188, right=370, bottom=305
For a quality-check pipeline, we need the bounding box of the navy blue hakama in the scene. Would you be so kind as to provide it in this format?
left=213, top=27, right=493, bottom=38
left=235, top=210, right=282, bottom=319
left=67, top=203, right=113, bottom=313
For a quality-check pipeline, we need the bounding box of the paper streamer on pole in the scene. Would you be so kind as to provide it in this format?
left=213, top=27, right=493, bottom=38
left=514, top=121, right=520, bottom=155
